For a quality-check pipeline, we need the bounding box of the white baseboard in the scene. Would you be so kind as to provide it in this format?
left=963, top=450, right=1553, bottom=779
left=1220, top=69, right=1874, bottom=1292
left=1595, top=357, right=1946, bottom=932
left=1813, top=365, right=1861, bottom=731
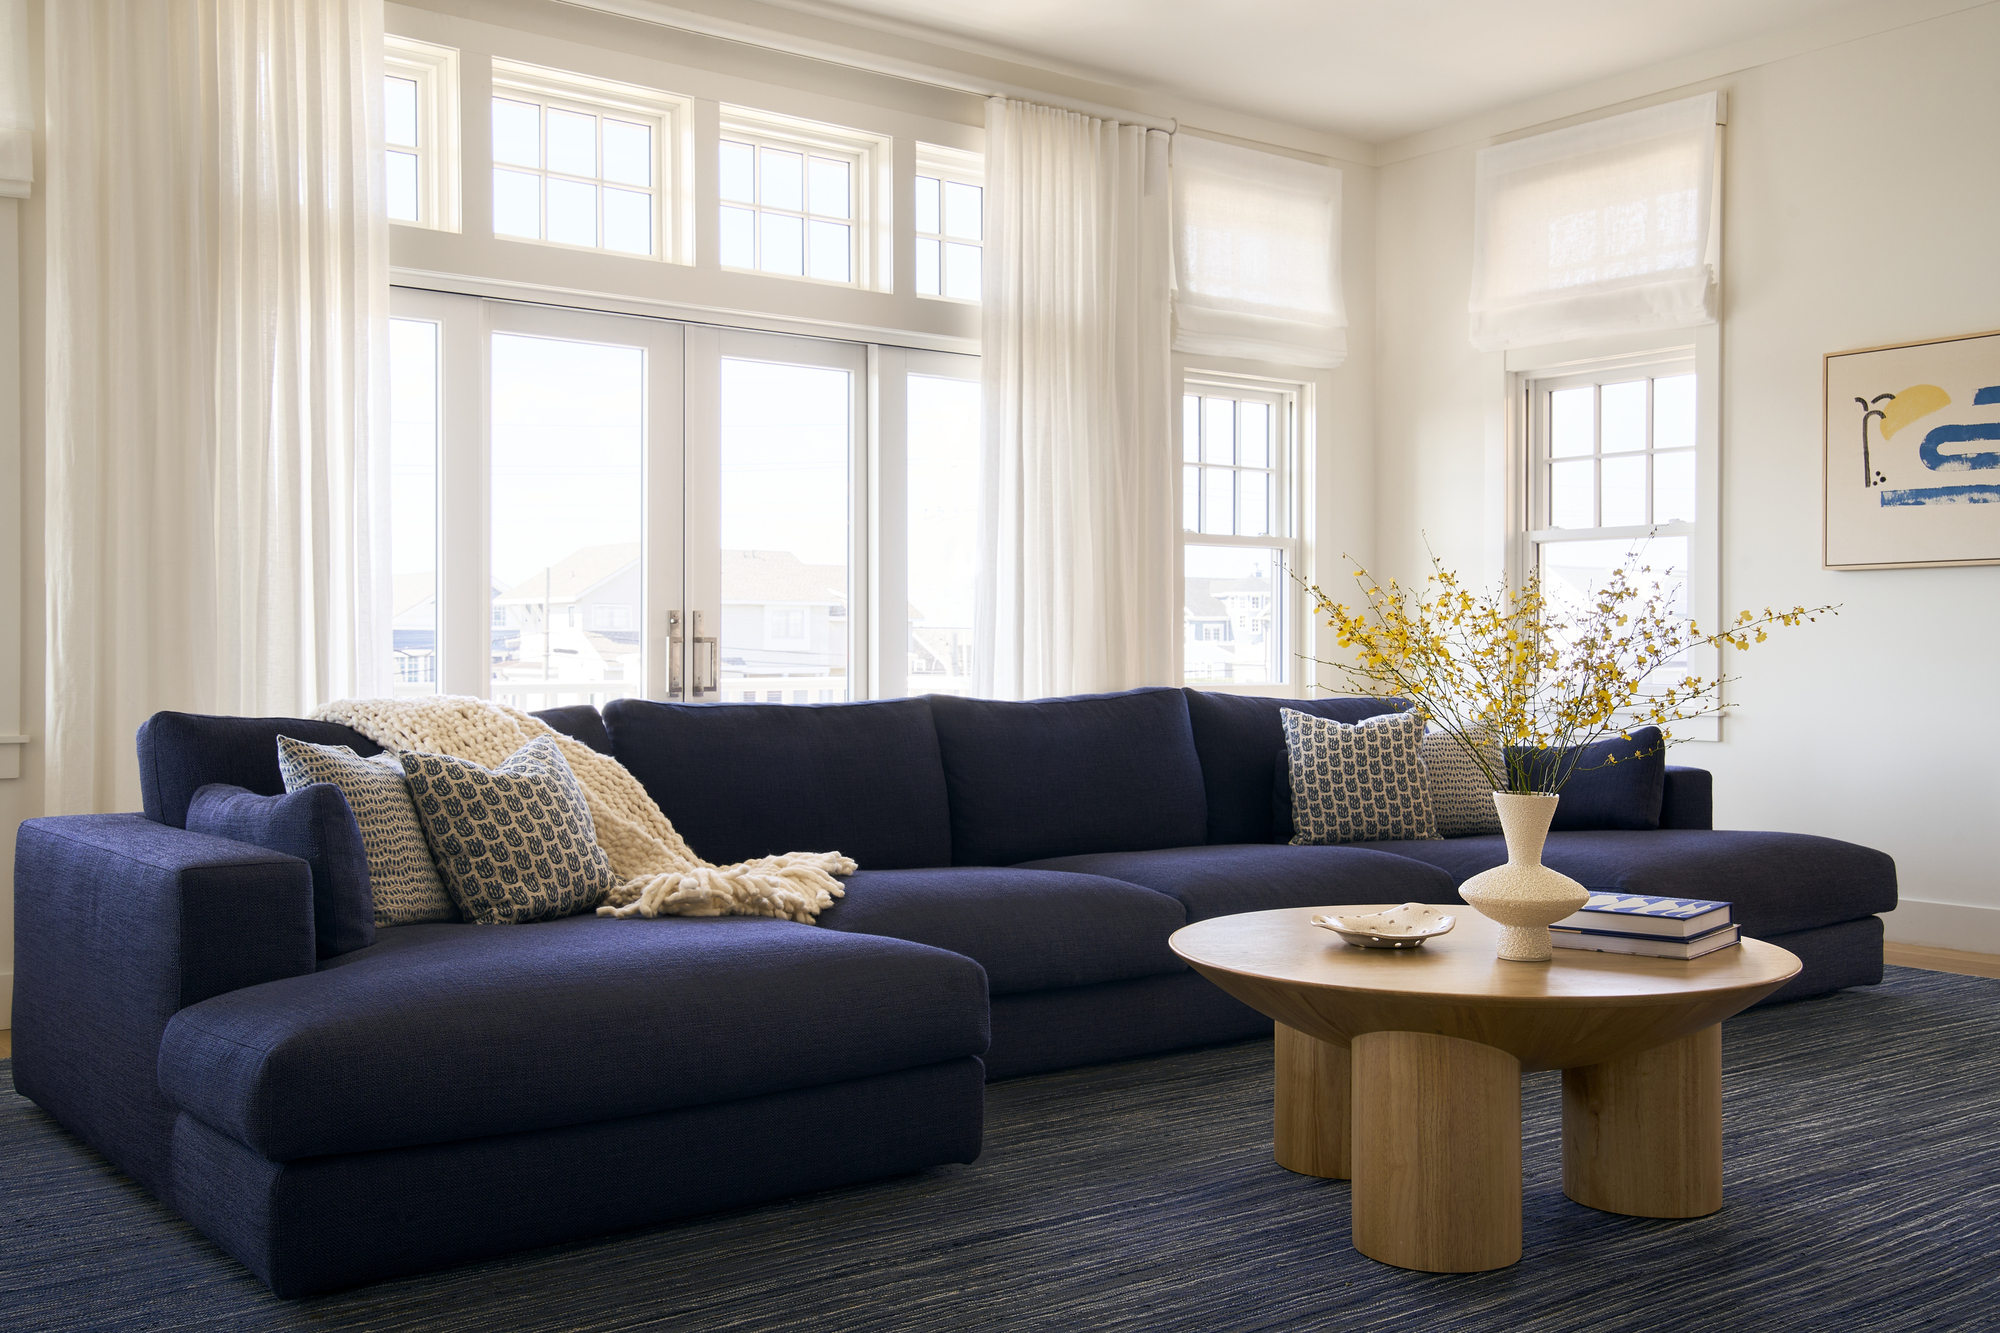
left=1883, top=899, right=2000, bottom=955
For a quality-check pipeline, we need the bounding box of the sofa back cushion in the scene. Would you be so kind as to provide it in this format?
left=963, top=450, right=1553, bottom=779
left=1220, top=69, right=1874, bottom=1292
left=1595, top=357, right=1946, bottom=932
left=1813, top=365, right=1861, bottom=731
left=927, top=688, right=1208, bottom=866
left=138, top=711, right=381, bottom=829
left=1512, top=726, right=1668, bottom=831
left=186, top=783, right=377, bottom=958
left=602, top=697, right=953, bottom=869
left=1183, top=690, right=1407, bottom=845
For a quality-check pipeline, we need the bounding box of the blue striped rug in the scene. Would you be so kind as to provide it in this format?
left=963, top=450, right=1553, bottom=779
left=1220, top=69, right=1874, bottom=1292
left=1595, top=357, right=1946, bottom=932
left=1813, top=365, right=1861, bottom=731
left=3, top=965, right=1997, bottom=1332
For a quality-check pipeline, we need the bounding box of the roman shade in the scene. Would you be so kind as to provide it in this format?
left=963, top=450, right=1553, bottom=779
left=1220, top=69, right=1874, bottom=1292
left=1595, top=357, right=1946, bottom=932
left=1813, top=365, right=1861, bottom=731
left=1469, top=92, right=1721, bottom=352
left=1172, top=134, right=1346, bottom=368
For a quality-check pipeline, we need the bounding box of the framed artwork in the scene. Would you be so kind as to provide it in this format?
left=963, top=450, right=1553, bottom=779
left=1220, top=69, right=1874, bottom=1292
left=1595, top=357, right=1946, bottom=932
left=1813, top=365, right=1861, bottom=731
left=1824, top=328, right=2000, bottom=569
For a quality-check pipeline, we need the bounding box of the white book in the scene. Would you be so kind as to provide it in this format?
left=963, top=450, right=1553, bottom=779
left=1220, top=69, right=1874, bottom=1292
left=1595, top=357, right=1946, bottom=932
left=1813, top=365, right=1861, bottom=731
left=1551, top=924, right=1740, bottom=960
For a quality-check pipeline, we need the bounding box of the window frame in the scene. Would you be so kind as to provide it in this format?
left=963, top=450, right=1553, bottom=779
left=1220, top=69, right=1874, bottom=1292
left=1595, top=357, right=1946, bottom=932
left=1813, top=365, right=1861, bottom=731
left=718, top=106, right=891, bottom=292
left=1508, top=328, right=1722, bottom=740
left=1176, top=369, right=1305, bottom=696
left=489, top=58, right=692, bottom=265
left=914, top=142, right=984, bottom=304
left=384, top=36, right=461, bottom=232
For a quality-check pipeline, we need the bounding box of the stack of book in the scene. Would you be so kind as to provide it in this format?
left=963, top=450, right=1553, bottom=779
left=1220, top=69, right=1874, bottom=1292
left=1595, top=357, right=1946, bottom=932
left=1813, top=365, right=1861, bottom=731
left=1551, top=893, right=1739, bottom=959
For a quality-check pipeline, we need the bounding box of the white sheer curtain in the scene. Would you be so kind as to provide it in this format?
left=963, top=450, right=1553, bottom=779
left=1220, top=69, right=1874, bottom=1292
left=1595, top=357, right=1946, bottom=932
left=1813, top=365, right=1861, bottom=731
left=976, top=98, right=1174, bottom=701
left=1172, top=134, right=1345, bottom=368
left=1469, top=92, right=1720, bottom=352
left=44, top=0, right=389, bottom=814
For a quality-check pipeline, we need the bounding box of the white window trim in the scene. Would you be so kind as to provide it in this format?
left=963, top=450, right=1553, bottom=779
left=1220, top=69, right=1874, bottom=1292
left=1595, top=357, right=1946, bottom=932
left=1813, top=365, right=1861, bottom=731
left=491, top=57, right=693, bottom=265
left=385, top=35, right=462, bottom=233
left=718, top=104, right=890, bottom=292
left=1506, top=324, right=1722, bottom=741
left=1176, top=366, right=1307, bottom=697
left=914, top=141, right=982, bottom=304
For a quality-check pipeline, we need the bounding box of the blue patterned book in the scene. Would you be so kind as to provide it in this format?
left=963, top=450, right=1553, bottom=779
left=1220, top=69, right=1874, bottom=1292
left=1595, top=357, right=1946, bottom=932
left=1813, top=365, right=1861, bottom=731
left=1552, top=894, right=1732, bottom=940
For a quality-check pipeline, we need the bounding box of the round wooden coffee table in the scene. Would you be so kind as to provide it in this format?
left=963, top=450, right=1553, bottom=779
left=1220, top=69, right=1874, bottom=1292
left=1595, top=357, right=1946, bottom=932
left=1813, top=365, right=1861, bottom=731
left=1169, top=905, right=1800, bottom=1274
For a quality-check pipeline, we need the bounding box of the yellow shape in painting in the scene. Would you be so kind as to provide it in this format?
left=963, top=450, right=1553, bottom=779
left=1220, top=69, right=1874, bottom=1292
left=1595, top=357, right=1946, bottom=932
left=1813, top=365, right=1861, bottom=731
left=1878, top=384, right=1951, bottom=438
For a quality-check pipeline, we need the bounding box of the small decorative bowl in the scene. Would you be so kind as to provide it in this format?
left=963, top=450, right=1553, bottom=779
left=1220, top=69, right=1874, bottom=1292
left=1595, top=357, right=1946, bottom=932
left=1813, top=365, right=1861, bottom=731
left=1311, top=903, right=1457, bottom=950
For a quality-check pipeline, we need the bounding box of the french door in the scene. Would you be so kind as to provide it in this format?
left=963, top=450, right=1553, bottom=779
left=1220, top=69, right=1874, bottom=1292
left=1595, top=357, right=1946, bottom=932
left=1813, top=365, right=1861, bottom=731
left=387, top=288, right=977, bottom=707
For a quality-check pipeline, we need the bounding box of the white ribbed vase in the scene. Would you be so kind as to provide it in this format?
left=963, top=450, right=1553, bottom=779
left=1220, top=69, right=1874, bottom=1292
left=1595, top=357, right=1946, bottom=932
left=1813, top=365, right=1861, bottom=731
left=1457, top=792, right=1590, bottom=963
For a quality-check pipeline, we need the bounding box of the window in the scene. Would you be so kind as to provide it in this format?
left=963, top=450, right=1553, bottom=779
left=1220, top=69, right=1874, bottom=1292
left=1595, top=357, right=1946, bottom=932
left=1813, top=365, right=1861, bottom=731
left=1180, top=376, right=1299, bottom=689
left=490, top=60, right=686, bottom=261
left=384, top=37, right=460, bottom=230
left=1523, top=351, right=1716, bottom=711
left=387, top=316, right=440, bottom=695
left=719, top=107, right=886, bottom=288
left=916, top=145, right=982, bottom=301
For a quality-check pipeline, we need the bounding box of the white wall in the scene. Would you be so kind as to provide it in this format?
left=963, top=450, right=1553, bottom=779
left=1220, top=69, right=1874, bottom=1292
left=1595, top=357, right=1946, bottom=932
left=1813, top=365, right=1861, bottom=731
left=1374, top=3, right=2000, bottom=950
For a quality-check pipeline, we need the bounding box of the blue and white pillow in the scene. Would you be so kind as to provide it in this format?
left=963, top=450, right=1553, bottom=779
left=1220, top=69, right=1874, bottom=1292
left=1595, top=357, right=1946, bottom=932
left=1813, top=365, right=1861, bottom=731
left=1424, top=731, right=1504, bottom=838
left=278, top=735, right=457, bottom=926
left=400, top=736, right=616, bottom=925
left=1282, top=708, right=1439, bottom=845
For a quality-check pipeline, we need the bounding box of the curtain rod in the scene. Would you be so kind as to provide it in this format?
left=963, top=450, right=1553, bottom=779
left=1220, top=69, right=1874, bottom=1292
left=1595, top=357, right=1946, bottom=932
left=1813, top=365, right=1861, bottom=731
left=554, top=0, right=1179, bottom=133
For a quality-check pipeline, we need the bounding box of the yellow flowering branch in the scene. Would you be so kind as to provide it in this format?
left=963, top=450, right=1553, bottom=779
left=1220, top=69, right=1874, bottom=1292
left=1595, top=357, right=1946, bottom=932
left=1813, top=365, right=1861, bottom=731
left=1302, top=551, right=1837, bottom=795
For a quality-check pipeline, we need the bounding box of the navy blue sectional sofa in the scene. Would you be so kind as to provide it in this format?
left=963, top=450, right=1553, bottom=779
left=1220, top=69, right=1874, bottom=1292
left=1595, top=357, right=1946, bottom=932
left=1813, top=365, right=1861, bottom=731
left=11, top=687, right=1896, bottom=1296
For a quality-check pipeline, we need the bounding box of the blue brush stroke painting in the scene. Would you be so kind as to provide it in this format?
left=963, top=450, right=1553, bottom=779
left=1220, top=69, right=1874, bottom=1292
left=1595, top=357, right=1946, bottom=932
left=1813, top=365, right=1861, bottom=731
left=1974, top=386, right=2000, bottom=406
left=1879, top=484, right=2000, bottom=507
left=1919, top=422, right=2000, bottom=472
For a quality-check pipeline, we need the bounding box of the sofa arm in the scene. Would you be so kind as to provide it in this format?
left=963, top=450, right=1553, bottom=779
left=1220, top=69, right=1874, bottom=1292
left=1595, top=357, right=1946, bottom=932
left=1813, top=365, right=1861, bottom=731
left=13, top=813, right=316, bottom=1197
left=1661, top=766, right=1713, bottom=830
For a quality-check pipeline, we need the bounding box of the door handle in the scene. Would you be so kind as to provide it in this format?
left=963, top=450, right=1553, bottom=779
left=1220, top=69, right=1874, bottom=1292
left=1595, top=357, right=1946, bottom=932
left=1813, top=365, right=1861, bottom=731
left=665, top=609, right=683, bottom=699
left=692, top=609, right=719, bottom=699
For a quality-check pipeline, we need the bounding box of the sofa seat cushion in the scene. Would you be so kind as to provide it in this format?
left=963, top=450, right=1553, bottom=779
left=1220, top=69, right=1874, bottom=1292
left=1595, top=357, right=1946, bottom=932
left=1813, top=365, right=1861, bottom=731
left=158, top=916, right=988, bottom=1163
left=1019, top=845, right=1460, bottom=923
left=1361, top=830, right=1898, bottom=938
left=815, top=867, right=1187, bottom=995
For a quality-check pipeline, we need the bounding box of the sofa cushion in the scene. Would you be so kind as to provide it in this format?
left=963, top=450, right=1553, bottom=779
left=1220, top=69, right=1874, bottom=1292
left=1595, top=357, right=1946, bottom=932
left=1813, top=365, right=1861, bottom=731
left=1182, top=690, right=1406, bottom=845
left=157, top=915, right=989, bottom=1162
left=139, top=711, right=380, bottom=829
left=1283, top=708, right=1438, bottom=844
left=186, top=784, right=376, bottom=959
left=1511, top=727, right=1666, bottom=831
left=1020, top=844, right=1460, bottom=923
left=531, top=704, right=614, bottom=755
left=816, top=867, right=1187, bottom=995
left=401, top=737, right=615, bottom=925
left=1425, top=733, right=1503, bottom=837
left=603, top=697, right=951, bottom=870
left=1361, top=829, right=1898, bottom=938
left=928, top=688, right=1208, bottom=866
left=277, top=736, right=456, bottom=926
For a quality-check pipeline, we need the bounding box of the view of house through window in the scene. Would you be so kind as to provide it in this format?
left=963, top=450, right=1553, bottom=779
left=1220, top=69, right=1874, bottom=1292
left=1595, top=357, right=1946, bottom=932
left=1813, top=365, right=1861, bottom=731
left=488, top=332, right=646, bottom=708
left=387, top=317, right=440, bottom=692
left=906, top=371, right=981, bottom=693
left=1182, top=379, right=1296, bottom=687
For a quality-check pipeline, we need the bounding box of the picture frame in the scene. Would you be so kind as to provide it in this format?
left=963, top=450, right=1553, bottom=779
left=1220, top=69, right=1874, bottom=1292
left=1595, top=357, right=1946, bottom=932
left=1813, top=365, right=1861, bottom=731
left=1823, top=328, right=2000, bottom=570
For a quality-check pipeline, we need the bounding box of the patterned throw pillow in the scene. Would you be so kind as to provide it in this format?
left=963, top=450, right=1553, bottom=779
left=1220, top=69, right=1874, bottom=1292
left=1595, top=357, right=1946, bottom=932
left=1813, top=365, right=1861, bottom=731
left=400, top=735, right=616, bottom=925
left=1424, top=731, right=1505, bottom=838
left=277, top=736, right=458, bottom=926
left=1282, top=708, right=1439, bottom=845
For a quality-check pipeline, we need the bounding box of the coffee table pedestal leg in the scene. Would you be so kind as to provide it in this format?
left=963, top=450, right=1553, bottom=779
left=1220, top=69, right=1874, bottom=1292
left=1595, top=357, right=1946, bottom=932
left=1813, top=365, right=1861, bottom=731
left=1274, top=1023, right=1350, bottom=1179
left=1351, top=1031, right=1522, bottom=1273
left=1562, top=1024, right=1724, bottom=1218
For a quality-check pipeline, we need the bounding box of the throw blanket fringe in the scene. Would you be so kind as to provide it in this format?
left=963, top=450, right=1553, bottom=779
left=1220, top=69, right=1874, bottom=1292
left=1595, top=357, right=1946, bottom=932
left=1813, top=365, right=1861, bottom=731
left=315, top=697, right=853, bottom=923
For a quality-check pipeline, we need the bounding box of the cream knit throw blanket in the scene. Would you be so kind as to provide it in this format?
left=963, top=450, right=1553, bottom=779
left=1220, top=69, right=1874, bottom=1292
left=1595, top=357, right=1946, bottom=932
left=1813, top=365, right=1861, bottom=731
left=315, top=696, right=853, bottom=923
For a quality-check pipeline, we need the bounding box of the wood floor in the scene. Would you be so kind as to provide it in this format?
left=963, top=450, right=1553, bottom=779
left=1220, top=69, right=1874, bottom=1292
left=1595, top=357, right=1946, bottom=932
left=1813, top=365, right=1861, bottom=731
left=0, top=948, right=1986, bottom=1067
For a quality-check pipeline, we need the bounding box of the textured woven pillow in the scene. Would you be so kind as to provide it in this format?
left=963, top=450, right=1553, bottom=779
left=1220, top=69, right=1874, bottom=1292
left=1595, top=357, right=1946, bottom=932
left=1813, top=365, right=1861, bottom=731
left=1423, top=731, right=1504, bottom=838
left=277, top=735, right=457, bottom=926
left=1282, top=708, right=1438, bottom=845
left=400, top=735, right=616, bottom=925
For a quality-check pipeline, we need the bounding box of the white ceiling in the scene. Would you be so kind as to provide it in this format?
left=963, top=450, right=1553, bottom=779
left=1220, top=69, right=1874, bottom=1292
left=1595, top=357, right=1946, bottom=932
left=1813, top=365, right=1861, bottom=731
left=758, top=0, right=1875, bottom=142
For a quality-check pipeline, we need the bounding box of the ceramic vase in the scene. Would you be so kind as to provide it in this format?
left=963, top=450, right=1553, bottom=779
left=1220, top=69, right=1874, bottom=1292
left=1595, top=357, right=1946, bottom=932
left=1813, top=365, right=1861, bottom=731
left=1457, top=792, right=1589, bottom=963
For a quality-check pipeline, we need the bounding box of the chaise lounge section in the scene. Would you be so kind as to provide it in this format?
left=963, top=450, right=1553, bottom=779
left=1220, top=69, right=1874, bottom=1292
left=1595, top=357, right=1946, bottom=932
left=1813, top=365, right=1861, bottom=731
left=11, top=685, right=1897, bottom=1295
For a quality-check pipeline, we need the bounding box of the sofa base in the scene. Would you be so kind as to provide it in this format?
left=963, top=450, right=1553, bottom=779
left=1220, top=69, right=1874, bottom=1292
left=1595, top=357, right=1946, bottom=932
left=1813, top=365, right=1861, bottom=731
left=1751, top=916, right=1885, bottom=1007
left=170, top=1057, right=986, bottom=1299
left=986, top=970, right=1270, bottom=1080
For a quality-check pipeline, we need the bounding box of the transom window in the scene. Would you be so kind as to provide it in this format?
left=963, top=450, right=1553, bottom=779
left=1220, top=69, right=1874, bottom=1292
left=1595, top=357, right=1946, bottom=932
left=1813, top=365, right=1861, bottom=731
left=490, top=61, right=683, bottom=260
left=719, top=135, right=856, bottom=282
left=1180, top=377, right=1299, bottom=690
left=383, top=36, right=458, bottom=231
left=916, top=145, right=983, bottom=301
